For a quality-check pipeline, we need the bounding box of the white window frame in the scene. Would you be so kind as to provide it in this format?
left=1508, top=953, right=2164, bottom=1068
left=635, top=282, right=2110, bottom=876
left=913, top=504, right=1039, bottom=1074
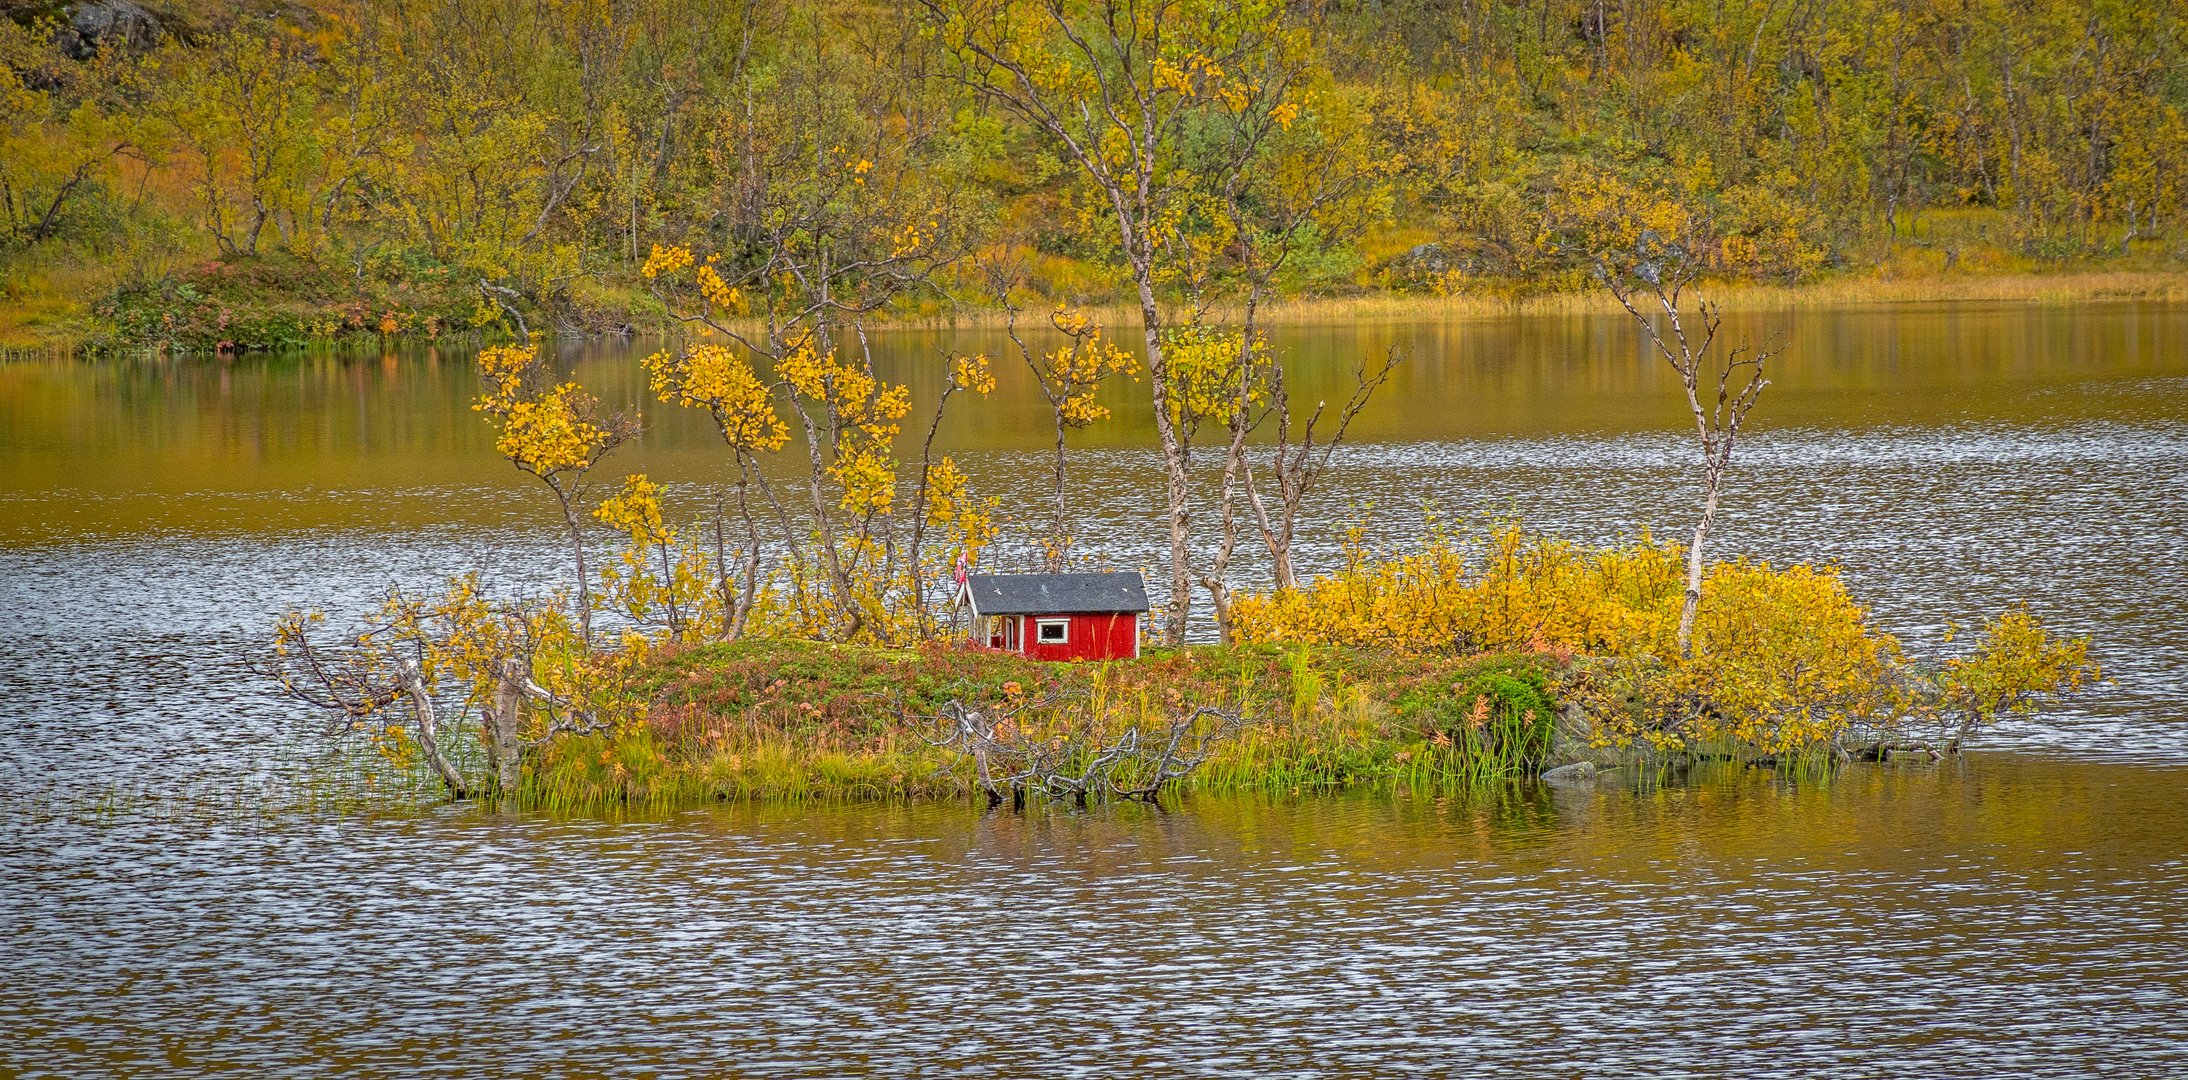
left=1034, top=618, right=1071, bottom=645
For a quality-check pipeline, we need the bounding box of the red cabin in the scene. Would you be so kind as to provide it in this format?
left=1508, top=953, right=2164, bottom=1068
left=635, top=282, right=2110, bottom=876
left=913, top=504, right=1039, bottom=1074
left=961, top=572, right=1148, bottom=662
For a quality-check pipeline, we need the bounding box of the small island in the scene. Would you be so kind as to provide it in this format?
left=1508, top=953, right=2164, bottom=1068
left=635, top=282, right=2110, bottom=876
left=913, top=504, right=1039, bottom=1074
left=262, top=326, right=2095, bottom=812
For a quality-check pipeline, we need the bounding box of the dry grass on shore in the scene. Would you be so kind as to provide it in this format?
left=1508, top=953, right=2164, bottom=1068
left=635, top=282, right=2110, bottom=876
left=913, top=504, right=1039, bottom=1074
left=872, top=269, right=2188, bottom=333
left=9, top=263, right=2187, bottom=355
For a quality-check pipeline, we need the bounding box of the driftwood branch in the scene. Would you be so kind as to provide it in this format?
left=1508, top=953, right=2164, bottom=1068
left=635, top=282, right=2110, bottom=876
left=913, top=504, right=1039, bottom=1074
left=913, top=693, right=1246, bottom=807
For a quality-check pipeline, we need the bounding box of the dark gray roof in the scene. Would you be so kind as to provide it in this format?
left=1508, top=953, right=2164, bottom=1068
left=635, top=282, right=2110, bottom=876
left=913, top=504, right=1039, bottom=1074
left=962, top=572, right=1149, bottom=617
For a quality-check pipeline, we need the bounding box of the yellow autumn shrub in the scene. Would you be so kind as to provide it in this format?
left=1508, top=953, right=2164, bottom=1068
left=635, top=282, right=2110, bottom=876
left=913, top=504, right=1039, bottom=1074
left=1231, top=523, right=2096, bottom=757
left=1228, top=521, right=1684, bottom=656
left=1665, top=561, right=1905, bottom=753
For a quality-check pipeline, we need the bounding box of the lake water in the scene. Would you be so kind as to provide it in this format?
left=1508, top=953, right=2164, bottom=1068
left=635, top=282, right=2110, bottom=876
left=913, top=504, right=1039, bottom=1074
left=2, top=302, right=2185, bottom=1074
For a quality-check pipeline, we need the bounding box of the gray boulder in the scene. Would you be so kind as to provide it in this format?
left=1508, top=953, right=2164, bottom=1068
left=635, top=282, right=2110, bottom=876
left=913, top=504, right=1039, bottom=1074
left=59, top=0, right=164, bottom=59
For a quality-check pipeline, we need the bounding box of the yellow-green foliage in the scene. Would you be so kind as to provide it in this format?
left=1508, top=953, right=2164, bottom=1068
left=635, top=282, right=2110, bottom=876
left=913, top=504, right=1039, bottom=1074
left=1933, top=606, right=2098, bottom=735
left=1230, top=522, right=2097, bottom=757
left=1678, top=562, right=1903, bottom=749
left=6, top=0, right=2185, bottom=349
left=523, top=727, right=959, bottom=810
left=1229, top=521, right=1687, bottom=655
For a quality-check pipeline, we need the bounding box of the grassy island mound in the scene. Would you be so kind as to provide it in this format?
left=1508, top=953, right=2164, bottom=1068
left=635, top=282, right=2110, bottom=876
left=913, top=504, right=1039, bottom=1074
left=525, top=639, right=1563, bottom=810
left=269, top=524, right=2098, bottom=814
left=507, top=535, right=2096, bottom=811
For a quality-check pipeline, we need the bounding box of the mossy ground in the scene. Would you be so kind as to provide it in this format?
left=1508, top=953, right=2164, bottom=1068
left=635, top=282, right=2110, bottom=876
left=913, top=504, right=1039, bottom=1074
left=521, top=638, right=1564, bottom=811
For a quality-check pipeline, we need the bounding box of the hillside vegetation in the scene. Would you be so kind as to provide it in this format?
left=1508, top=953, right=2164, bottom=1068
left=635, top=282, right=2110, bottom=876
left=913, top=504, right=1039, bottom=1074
left=3, top=0, right=2185, bottom=349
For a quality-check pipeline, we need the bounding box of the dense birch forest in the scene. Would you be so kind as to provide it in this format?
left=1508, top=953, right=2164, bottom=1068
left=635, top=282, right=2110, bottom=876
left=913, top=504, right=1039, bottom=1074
left=2, top=0, right=2183, bottom=347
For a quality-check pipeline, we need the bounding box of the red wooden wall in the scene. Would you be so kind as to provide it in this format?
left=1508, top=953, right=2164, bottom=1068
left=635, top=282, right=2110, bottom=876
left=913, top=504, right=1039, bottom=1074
left=1008, top=611, right=1140, bottom=662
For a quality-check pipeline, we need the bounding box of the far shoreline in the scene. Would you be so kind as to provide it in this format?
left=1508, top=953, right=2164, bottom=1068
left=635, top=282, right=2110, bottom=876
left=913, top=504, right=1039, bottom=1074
left=5, top=267, right=2187, bottom=359
left=901, top=269, right=2188, bottom=332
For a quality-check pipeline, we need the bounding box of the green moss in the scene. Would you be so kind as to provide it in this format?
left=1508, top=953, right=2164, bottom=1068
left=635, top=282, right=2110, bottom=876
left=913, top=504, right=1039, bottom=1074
left=1395, top=661, right=1557, bottom=767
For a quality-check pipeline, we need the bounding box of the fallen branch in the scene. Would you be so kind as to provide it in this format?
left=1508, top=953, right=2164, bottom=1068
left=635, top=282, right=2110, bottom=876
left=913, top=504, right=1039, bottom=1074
left=912, top=692, right=1247, bottom=807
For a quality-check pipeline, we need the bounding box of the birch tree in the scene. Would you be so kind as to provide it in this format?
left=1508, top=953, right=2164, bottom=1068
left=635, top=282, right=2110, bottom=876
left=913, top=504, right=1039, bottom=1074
left=640, top=1, right=993, bottom=643
left=1600, top=231, right=1774, bottom=658
left=921, top=0, right=1321, bottom=643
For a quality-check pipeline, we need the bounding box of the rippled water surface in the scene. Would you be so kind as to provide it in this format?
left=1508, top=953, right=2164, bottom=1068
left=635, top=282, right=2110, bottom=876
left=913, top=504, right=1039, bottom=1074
left=2, top=302, right=2186, bottom=1074
left=5, top=764, right=2186, bottom=1076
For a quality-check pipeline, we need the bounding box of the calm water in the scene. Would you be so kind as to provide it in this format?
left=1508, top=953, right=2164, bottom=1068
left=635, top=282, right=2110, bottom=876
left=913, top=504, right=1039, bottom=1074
left=2, top=302, right=2186, bottom=1074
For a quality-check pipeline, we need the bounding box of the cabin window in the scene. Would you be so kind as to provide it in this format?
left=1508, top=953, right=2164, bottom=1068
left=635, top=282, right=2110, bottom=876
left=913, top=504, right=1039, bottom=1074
left=1035, top=618, right=1070, bottom=644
